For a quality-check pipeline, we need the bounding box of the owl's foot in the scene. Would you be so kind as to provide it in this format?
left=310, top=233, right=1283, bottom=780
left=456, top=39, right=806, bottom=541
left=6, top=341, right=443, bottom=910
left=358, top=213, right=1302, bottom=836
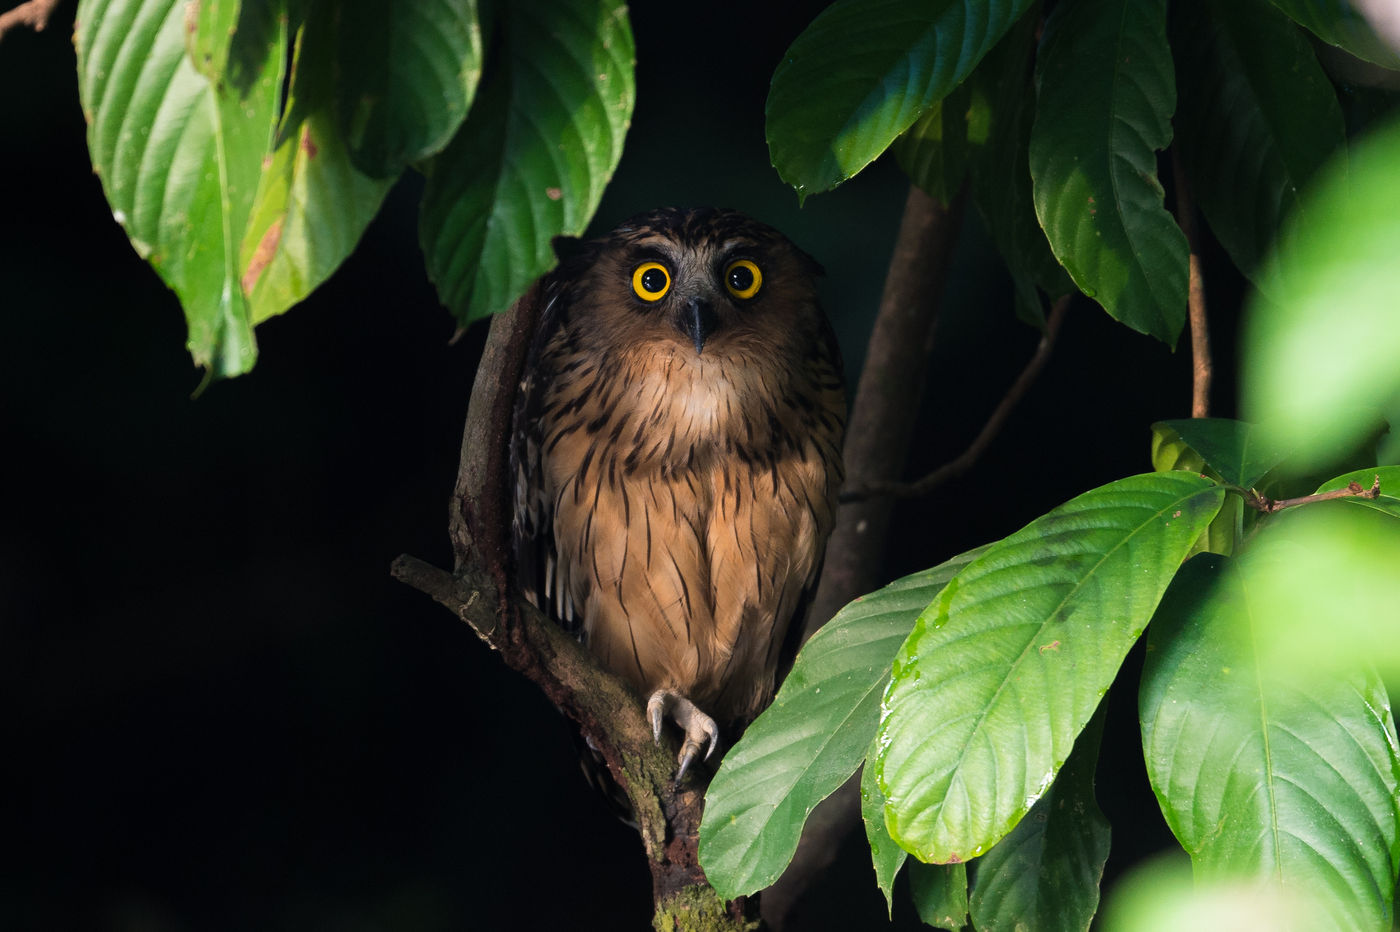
left=646, top=689, right=720, bottom=781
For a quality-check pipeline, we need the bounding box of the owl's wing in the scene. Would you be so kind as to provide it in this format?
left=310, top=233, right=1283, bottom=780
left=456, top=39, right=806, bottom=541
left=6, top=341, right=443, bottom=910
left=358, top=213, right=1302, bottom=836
left=772, top=315, right=847, bottom=690
left=510, top=278, right=584, bottom=637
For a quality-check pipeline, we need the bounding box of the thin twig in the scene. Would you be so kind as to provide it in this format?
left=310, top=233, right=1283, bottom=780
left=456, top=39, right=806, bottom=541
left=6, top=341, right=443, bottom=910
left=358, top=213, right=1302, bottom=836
left=1172, top=150, right=1212, bottom=418
left=0, top=0, right=63, bottom=41
left=838, top=293, right=1071, bottom=504
left=1241, top=476, right=1381, bottom=514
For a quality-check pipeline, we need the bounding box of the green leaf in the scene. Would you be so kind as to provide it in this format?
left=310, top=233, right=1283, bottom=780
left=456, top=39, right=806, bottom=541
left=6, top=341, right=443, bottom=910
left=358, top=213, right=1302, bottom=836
left=77, top=0, right=286, bottom=377
left=1244, top=115, right=1400, bottom=472
left=1140, top=553, right=1400, bottom=930
left=965, top=4, right=1074, bottom=318
left=1029, top=0, right=1188, bottom=344
left=239, top=4, right=395, bottom=322
left=765, top=0, right=1035, bottom=198
left=876, top=472, right=1224, bottom=863
left=1150, top=423, right=1207, bottom=476
left=1172, top=0, right=1346, bottom=284
left=909, top=861, right=969, bottom=930
left=969, top=705, right=1110, bottom=932
left=185, top=0, right=240, bottom=81
left=700, top=546, right=988, bottom=900
left=419, top=0, right=635, bottom=326
left=1151, top=418, right=1292, bottom=488
left=894, top=83, right=970, bottom=206
left=1266, top=0, right=1400, bottom=69
left=1149, top=422, right=1245, bottom=557
left=1243, top=479, right=1400, bottom=678
left=333, top=0, right=482, bottom=177
left=861, top=757, right=908, bottom=916
left=1099, top=856, right=1327, bottom=931
left=1317, top=465, right=1400, bottom=518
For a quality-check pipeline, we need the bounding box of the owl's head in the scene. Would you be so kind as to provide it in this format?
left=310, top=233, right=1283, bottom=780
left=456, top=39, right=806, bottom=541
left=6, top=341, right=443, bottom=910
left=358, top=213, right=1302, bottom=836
left=554, top=207, right=827, bottom=358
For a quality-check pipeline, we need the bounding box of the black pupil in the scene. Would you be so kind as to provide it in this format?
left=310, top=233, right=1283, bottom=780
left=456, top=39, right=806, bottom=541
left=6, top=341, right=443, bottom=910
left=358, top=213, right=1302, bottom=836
left=641, top=268, right=666, bottom=293
left=729, top=264, right=754, bottom=292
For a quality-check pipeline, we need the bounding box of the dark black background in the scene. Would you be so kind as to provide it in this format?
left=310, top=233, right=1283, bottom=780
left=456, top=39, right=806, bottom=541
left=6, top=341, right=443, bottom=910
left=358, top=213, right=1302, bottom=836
left=3, top=3, right=1236, bottom=929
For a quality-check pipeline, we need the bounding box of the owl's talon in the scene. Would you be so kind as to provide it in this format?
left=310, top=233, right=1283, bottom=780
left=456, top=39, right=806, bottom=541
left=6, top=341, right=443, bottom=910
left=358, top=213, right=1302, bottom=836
left=646, top=688, right=720, bottom=779
left=648, top=697, right=664, bottom=743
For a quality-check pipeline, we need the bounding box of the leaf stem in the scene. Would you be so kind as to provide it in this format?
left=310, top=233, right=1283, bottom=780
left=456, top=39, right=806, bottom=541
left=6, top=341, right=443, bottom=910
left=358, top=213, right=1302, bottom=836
left=1171, top=149, right=1212, bottom=418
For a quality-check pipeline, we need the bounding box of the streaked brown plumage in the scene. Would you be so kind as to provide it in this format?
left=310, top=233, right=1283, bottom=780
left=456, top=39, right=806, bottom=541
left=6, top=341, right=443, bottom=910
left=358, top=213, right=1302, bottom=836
left=511, top=207, right=845, bottom=774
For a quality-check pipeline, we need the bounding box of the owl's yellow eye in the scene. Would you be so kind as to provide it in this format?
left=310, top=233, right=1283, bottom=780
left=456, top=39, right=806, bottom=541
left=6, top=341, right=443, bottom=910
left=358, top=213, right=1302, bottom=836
left=632, top=262, right=671, bottom=301
left=725, top=259, right=762, bottom=300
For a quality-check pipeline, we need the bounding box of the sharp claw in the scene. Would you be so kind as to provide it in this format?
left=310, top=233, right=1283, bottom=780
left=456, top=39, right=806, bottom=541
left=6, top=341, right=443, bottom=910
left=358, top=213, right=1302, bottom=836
left=647, top=694, right=664, bottom=744
left=647, top=688, right=721, bottom=779
left=676, top=746, right=697, bottom=782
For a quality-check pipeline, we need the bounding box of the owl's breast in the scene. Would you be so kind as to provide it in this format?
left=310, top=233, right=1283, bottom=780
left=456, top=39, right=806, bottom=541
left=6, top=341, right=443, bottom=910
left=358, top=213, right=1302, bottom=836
left=618, top=344, right=778, bottom=469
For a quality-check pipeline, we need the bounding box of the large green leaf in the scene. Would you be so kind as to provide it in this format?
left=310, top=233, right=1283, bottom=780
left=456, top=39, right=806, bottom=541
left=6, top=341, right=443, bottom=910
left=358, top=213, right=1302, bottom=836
left=968, top=706, right=1110, bottom=932
left=1030, top=0, right=1188, bottom=344
left=1151, top=418, right=1292, bottom=489
left=333, top=0, right=481, bottom=177
left=1267, top=0, right=1400, bottom=69
left=1099, top=856, right=1325, bottom=931
left=1244, top=115, right=1400, bottom=471
left=1172, top=0, right=1346, bottom=283
left=861, top=756, right=907, bottom=915
left=419, top=0, right=634, bottom=326
left=876, top=473, right=1224, bottom=863
left=1141, top=553, right=1400, bottom=930
left=699, top=547, right=988, bottom=900
left=965, top=4, right=1073, bottom=321
left=1245, top=469, right=1400, bottom=678
left=765, top=0, right=1035, bottom=198
left=239, top=3, right=396, bottom=322
left=77, top=0, right=286, bottom=376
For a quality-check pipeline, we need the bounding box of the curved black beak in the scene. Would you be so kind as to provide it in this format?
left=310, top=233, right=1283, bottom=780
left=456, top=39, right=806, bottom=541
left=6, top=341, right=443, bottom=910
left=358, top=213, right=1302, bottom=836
left=680, top=297, right=718, bottom=354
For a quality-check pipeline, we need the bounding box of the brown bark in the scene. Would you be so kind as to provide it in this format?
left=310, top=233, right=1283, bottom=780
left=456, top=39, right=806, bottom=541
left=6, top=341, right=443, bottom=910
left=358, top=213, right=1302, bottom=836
left=1172, top=152, right=1212, bottom=418
left=803, top=184, right=965, bottom=643
left=0, top=0, right=63, bottom=41
left=761, top=185, right=966, bottom=930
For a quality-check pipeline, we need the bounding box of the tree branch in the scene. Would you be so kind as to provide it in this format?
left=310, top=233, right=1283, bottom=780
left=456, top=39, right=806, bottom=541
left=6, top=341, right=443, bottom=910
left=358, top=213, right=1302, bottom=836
left=801, top=184, right=965, bottom=644
left=396, top=292, right=758, bottom=930
left=1172, top=150, right=1212, bottom=418
left=838, top=292, right=1070, bottom=504
left=0, top=0, right=62, bottom=41
left=761, top=184, right=966, bottom=931
left=1240, top=476, right=1381, bottom=514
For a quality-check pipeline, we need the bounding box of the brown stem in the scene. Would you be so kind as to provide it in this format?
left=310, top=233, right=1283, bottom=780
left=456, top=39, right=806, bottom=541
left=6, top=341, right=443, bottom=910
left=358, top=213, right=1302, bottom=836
left=0, top=0, right=62, bottom=41
left=839, top=293, right=1070, bottom=504
left=1241, top=476, right=1381, bottom=514
left=398, top=292, right=758, bottom=931
left=1172, top=150, right=1212, bottom=418
left=761, top=184, right=966, bottom=931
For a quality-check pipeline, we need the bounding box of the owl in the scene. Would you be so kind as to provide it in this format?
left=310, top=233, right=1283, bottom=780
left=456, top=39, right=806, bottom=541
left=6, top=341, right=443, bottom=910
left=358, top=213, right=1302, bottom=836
left=511, top=207, right=846, bottom=777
